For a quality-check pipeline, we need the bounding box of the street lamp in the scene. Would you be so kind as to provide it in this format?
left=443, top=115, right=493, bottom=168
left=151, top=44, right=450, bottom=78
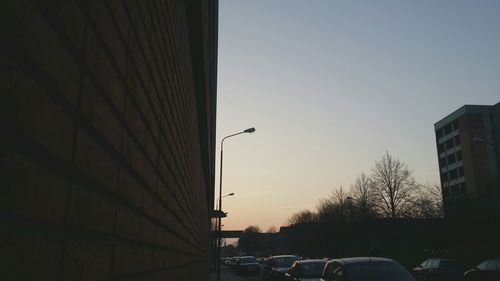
left=217, top=127, right=255, bottom=281
left=473, top=137, right=495, bottom=146
left=221, top=192, right=235, bottom=199
left=216, top=193, right=235, bottom=210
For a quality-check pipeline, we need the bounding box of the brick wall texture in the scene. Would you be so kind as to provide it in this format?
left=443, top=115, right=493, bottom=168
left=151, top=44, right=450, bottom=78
left=0, top=0, right=218, bottom=280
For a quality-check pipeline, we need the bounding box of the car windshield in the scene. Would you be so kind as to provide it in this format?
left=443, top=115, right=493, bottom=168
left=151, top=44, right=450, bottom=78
left=440, top=260, right=462, bottom=272
left=346, top=261, right=416, bottom=281
left=488, top=260, right=500, bottom=270
left=241, top=257, right=257, bottom=264
left=274, top=257, right=299, bottom=268
left=302, top=262, right=326, bottom=277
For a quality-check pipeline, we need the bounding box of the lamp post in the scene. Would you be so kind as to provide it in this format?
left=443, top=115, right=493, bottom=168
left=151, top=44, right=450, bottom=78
left=216, top=193, right=235, bottom=210
left=217, top=127, right=255, bottom=281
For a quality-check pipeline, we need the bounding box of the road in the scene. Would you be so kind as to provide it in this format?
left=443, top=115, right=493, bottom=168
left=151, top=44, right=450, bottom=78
left=210, top=265, right=262, bottom=281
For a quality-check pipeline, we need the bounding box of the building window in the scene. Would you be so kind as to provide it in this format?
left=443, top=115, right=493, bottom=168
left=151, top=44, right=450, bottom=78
left=441, top=172, right=448, bottom=182
left=444, top=123, right=452, bottom=135
left=436, top=129, right=444, bottom=139
left=456, top=151, right=462, bottom=161
left=458, top=166, right=464, bottom=177
left=451, top=184, right=458, bottom=196
left=445, top=139, right=454, bottom=150
left=438, top=143, right=445, bottom=153
left=452, top=120, right=458, bottom=130
left=449, top=169, right=458, bottom=180
left=447, top=153, right=456, bottom=165
left=454, top=135, right=461, bottom=146
left=439, top=157, right=446, bottom=167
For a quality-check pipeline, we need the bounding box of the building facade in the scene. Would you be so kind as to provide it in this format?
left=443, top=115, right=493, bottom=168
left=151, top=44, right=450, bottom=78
left=434, top=103, right=500, bottom=213
left=0, top=1, right=217, bottom=280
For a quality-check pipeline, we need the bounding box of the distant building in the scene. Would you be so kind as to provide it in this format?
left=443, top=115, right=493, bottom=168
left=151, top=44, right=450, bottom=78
left=434, top=102, right=500, bottom=213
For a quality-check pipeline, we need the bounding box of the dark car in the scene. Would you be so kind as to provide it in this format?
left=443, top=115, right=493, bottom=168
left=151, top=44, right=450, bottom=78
left=320, top=257, right=417, bottom=281
left=285, top=259, right=327, bottom=281
left=412, top=258, right=464, bottom=281
left=263, top=255, right=300, bottom=281
left=235, top=256, right=261, bottom=275
left=464, top=259, right=500, bottom=281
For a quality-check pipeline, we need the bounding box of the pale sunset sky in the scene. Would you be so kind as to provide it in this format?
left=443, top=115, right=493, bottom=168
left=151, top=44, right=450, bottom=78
left=216, top=0, right=500, bottom=232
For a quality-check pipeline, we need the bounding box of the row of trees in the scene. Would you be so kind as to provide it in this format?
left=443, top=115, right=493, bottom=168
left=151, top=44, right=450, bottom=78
left=288, top=152, right=443, bottom=225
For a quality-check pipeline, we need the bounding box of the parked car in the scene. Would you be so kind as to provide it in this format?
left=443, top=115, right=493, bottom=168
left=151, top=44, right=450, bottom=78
left=235, top=256, right=261, bottom=275
left=412, top=258, right=464, bottom=281
left=320, top=257, right=417, bottom=281
left=263, top=255, right=300, bottom=281
left=230, top=257, right=240, bottom=269
left=284, top=259, right=327, bottom=281
left=464, top=259, right=500, bottom=281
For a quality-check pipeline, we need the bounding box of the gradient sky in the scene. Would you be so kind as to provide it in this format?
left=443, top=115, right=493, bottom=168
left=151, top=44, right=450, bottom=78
left=216, top=0, right=500, bottom=232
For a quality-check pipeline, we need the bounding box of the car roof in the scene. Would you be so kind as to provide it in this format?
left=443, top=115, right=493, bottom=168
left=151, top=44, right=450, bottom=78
left=329, top=257, right=395, bottom=265
left=297, top=259, right=327, bottom=264
left=426, top=258, right=456, bottom=261
left=272, top=255, right=299, bottom=259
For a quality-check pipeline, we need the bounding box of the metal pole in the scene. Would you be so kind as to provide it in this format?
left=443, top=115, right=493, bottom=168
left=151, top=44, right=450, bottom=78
left=216, top=129, right=253, bottom=281
left=217, top=144, right=224, bottom=281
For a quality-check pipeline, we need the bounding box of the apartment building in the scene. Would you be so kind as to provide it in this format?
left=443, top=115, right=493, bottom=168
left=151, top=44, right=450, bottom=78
left=434, top=103, right=499, bottom=211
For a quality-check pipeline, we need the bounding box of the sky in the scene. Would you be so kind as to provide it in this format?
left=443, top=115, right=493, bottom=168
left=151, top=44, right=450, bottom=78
left=216, top=0, right=500, bottom=232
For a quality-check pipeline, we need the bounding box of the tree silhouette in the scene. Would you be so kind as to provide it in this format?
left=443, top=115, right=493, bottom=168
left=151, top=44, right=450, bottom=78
left=371, top=152, right=418, bottom=218
left=238, top=225, right=261, bottom=255
left=287, top=210, right=317, bottom=225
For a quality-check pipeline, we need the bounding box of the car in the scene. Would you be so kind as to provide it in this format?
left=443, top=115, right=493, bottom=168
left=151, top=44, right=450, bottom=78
left=464, top=259, right=500, bottom=281
left=222, top=257, right=232, bottom=266
left=263, top=255, right=300, bottom=281
left=235, top=256, right=261, bottom=275
left=320, top=257, right=417, bottom=281
left=230, top=257, right=240, bottom=269
left=284, top=259, right=327, bottom=281
left=412, top=258, right=464, bottom=281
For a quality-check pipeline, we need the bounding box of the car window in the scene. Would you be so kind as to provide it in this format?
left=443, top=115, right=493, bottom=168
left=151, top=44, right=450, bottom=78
left=322, top=262, right=337, bottom=280
left=333, top=266, right=345, bottom=281
left=302, top=262, right=326, bottom=278
left=421, top=259, right=429, bottom=268
left=487, top=260, right=500, bottom=270
left=440, top=260, right=457, bottom=268
left=477, top=261, right=488, bottom=270
left=274, top=257, right=299, bottom=268
left=440, top=260, right=462, bottom=272
left=240, top=257, right=257, bottom=264
left=347, top=261, right=416, bottom=281
left=430, top=259, right=439, bottom=268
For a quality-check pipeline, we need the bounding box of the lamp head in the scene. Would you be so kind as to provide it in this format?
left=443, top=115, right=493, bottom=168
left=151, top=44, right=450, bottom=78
left=244, top=127, right=256, bottom=133
left=228, top=192, right=235, bottom=196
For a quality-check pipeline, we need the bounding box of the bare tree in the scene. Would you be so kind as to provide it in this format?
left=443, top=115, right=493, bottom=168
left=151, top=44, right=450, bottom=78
left=287, top=209, right=317, bottom=225
left=351, top=172, right=373, bottom=202
left=266, top=225, right=278, bottom=233
left=411, top=182, right=443, bottom=218
left=371, top=152, right=418, bottom=219
left=244, top=225, right=261, bottom=233
left=349, top=172, right=378, bottom=220
left=317, top=186, right=352, bottom=222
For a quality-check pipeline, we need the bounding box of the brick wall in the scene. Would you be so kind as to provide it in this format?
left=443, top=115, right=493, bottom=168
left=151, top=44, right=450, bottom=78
left=0, top=0, right=217, bottom=280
